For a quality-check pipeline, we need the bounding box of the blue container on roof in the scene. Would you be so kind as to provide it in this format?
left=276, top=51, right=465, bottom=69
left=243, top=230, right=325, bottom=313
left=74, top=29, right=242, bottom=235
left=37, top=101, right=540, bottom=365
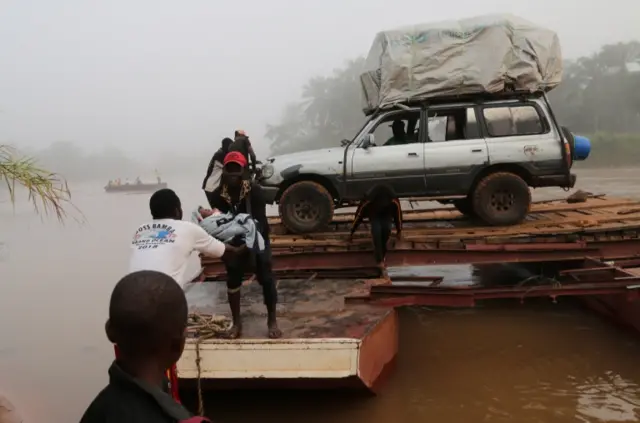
left=574, top=135, right=591, bottom=161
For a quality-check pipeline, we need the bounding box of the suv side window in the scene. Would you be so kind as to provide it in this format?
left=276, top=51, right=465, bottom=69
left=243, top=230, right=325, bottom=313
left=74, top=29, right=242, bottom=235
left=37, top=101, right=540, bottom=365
left=367, top=111, right=421, bottom=147
left=482, top=104, right=544, bottom=137
left=427, top=107, right=479, bottom=142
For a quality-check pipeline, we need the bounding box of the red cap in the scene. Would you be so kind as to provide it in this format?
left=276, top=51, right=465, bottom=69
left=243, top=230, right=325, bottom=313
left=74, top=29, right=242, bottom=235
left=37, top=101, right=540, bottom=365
left=223, top=151, right=248, bottom=168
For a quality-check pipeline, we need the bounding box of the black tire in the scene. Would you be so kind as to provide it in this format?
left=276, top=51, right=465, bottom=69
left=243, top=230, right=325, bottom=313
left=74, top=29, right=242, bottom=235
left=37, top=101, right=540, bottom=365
left=278, top=181, right=334, bottom=234
left=471, top=172, right=531, bottom=226
left=453, top=198, right=475, bottom=217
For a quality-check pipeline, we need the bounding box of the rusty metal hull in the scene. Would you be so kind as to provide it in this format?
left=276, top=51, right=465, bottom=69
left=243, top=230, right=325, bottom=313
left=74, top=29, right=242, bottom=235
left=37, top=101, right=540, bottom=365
left=580, top=262, right=640, bottom=334
left=176, top=278, right=398, bottom=392
left=346, top=258, right=640, bottom=308
left=202, top=197, right=640, bottom=279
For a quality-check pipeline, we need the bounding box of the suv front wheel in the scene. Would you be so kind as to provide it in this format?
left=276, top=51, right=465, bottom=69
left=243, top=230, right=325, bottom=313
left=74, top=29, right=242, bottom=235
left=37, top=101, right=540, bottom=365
left=471, top=172, right=531, bottom=226
left=279, top=180, right=335, bottom=234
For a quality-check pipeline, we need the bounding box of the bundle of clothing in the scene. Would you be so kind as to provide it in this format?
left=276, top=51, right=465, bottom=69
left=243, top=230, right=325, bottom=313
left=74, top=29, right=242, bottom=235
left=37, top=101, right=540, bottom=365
left=191, top=206, right=265, bottom=253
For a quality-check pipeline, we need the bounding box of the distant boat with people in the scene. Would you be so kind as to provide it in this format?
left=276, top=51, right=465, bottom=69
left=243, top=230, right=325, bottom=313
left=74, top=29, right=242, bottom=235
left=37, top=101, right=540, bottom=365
left=104, top=176, right=167, bottom=194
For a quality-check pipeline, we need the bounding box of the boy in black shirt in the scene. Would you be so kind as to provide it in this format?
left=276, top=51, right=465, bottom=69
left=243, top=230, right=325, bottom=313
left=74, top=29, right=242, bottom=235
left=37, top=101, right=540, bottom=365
left=349, top=187, right=403, bottom=269
left=79, top=270, right=209, bottom=423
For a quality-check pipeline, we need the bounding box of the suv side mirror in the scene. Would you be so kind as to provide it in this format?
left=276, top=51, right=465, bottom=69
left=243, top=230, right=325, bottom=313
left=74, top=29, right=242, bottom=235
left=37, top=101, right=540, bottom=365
left=340, top=139, right=350, bottom=147
left=361, top=134, right=374, bottom=149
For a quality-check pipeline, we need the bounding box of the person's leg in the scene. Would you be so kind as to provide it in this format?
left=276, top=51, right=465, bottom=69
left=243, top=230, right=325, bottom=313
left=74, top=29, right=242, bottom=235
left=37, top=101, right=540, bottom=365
left=370, top=217, right=385, bottom=264
left=255, top=237, right=282, bottom=338
left=380, top=218, right=392, bottom=259
left=224, top=263, right=245, bottom=339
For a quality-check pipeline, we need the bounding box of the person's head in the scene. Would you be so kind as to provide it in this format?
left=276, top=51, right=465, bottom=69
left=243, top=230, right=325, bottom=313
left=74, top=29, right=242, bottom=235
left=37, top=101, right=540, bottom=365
left=221, top=137, right=233, bottom=152
left=234, top=129, right=247, bottom=139
left=367, top=185, right=394, bottom=205
left=223, top=151, right=248, bottom=187
left=105, top=270, right=188, bottom=369
left=391, top=120, right=405, bottom=138
left=198, top=207, right=220, bottom=218
left=149, top=188, right=182, bottom=220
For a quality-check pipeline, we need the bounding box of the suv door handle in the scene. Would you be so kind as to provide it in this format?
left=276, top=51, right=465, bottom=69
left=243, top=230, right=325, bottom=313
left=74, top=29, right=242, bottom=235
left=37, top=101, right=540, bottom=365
left=408, top=152, right=418, bottom=157
left=471, top=149, right=483, bottom=153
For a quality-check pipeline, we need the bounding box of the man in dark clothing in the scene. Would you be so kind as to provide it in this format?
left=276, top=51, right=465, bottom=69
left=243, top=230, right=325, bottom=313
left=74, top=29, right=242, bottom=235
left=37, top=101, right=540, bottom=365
left=80, top=270, right=210, bottom=423
left=228, top=129, right=258, bottom=172
left=384, top=120, right=407, bottom=146
left=207, top=151, right=282, bottom=339
left=348, top=187, right=403, bottom=268
left=202, top=137, right=233, bottom=206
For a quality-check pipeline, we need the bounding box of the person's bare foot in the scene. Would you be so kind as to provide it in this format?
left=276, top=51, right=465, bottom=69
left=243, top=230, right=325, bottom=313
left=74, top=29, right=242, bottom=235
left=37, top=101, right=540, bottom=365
left=378, top=262, right=391, bottom=283
left=222, top=324, right=242, bottom=339
left=268, top=320, right=282, bottom=339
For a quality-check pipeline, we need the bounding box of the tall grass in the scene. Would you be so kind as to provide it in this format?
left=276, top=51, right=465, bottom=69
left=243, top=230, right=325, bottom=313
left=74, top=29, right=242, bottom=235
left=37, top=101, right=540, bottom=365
left=0, top=145, right=79, bottom=222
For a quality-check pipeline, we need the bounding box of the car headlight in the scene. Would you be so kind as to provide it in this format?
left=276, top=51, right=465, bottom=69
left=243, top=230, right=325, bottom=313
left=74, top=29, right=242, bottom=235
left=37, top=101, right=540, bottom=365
left=261, top=164, right=274, bottom=179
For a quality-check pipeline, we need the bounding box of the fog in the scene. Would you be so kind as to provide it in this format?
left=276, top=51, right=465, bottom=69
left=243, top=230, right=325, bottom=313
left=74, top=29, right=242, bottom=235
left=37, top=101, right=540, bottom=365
left=1, top=0, right=640, bottom=166
left=4, top=2, right=640, bottom=422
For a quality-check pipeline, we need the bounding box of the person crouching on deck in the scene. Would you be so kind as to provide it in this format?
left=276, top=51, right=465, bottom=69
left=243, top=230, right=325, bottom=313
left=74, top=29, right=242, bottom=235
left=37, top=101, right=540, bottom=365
left=80, top=270, right=211, bottom=423
left=207, top=151, right=282, bottom=339
left=348, top=186, right=403, bottom=271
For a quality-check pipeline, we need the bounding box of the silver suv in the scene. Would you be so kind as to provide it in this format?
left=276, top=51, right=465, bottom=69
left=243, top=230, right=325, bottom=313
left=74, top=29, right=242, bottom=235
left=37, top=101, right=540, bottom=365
left=259, top=93, right=589, bottom=234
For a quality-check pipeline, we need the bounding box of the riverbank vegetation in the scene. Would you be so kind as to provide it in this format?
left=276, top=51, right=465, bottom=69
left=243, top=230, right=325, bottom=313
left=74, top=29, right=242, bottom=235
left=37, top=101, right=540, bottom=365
left=266, top=41, right=640, bottom=168
left=0, top=144, right=73, bottom=221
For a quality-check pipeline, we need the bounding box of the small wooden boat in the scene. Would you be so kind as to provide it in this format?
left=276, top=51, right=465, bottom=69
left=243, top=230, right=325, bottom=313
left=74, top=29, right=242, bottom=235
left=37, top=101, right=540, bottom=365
left=104, top=182, right=168, bottom=193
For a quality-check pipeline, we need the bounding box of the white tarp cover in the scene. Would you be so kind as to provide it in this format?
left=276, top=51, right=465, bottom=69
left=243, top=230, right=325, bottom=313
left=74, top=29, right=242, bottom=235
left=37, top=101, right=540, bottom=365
left=360, top=14, right=563, bottom=114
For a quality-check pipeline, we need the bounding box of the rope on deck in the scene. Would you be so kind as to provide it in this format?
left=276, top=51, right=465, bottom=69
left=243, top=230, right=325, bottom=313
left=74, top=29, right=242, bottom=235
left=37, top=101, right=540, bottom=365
left=186, top=312, right=232, bottom=416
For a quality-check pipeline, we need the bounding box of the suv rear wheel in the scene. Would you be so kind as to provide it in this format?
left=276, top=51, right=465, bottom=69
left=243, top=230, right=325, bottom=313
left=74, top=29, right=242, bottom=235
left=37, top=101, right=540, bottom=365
left=471, top=172, right=531, bottom=226
left=279, top=181, right=334, bottom=234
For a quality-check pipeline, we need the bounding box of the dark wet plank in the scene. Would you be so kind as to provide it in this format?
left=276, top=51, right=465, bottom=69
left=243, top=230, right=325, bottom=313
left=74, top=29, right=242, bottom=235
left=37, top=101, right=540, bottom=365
left=184, top=278, right=390, bottom=340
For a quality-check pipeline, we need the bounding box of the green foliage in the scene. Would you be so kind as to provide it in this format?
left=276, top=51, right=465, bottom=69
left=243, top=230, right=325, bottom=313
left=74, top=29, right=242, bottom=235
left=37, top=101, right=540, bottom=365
left=0, top=145, right=78, bottom=222
left=267, top=58, right=368, bottom=155
left=267, top=41, right=640, bottom=165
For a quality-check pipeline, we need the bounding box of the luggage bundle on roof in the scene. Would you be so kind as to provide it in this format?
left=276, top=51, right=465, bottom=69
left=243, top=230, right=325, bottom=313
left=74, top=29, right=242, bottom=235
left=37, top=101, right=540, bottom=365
left=360, top=14, right=563, bottom=115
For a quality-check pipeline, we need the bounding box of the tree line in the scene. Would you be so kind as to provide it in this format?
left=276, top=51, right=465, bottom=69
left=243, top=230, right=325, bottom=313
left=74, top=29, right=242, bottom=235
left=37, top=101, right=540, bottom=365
left=266, top=41, right=640, bottom=167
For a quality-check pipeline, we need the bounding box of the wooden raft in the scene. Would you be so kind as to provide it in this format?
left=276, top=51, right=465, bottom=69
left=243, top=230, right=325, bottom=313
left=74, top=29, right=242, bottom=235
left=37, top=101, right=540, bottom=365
left=202, top=196, right=640, bottom=266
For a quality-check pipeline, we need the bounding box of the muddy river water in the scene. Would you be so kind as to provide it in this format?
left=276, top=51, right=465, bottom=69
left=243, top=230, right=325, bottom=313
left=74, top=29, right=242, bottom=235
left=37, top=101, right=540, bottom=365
left=1, top=166, right=640, bottom=422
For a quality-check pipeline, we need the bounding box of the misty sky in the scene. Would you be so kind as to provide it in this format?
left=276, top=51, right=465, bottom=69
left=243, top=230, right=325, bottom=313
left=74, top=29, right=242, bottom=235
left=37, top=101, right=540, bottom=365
left=1, top=0, right=638, bottom=159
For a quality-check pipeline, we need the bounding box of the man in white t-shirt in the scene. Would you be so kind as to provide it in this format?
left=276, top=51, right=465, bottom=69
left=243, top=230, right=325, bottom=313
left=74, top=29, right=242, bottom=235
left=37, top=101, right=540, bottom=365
left=129, top=188, right=246, bottom=284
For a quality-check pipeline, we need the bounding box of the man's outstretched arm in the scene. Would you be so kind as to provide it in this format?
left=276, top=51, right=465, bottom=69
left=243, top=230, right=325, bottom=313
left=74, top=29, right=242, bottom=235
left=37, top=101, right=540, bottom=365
left=192, top=223, right=247, bottom=260
left=350, top=200, right=369, bottom=237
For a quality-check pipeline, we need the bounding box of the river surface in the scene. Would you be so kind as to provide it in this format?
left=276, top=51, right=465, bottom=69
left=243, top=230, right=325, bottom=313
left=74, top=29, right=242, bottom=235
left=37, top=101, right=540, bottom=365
left=1, top=166, right=640, bottom=423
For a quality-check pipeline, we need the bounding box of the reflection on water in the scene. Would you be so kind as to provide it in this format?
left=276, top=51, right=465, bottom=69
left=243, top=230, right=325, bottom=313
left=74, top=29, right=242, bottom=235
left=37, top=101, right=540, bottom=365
left=186, top=305, right=640, bottom=423
left=1, top=167, right=640, bottom=423
left=572, top=373, right=639, bottom=422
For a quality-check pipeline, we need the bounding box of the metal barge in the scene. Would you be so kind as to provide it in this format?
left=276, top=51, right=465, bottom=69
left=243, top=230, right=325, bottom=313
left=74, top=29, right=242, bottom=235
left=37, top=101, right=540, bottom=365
left=178, top=278, right=397, bottom=392
left=176, top=195, right=640, bottom=398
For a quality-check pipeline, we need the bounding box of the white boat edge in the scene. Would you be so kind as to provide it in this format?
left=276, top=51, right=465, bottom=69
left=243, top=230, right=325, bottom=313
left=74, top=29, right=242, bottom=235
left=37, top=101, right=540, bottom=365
left=176, top=337, right=361, bottom=380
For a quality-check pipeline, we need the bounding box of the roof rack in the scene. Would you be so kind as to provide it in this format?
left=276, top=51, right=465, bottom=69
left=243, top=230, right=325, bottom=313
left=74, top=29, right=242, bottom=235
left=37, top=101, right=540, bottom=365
left=364, top=89, right=546, bottom=116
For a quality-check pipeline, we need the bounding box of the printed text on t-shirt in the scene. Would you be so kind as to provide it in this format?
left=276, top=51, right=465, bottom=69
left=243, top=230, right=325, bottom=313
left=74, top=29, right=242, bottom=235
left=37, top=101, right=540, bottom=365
left=132, top=223, right=177, bottom=250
